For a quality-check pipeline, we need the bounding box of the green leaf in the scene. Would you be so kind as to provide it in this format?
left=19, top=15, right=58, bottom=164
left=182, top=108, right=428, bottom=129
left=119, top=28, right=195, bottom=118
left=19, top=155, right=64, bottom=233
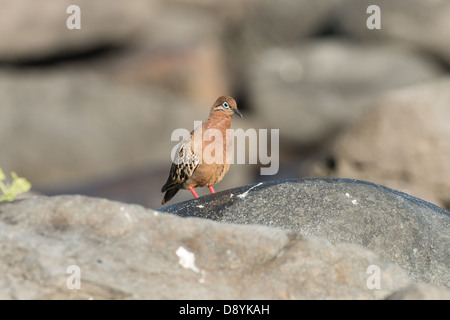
left=0, top=169, right=31, bottom=202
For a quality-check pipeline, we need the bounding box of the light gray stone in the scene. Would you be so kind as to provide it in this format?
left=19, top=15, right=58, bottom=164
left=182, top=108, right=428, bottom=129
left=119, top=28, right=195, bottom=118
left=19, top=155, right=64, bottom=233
left=336, top=0, right=450, bottom=65
left=0, top=194, right=411, bottom=299
left=333, top=78, right=450, bottom=209
left=247, top=40, right=442, bottom=147
left=0, top=70, right=199, bottom=192
left=240, top=0, right=344, bottom=49
left=0, top=0, right=154, bottom=62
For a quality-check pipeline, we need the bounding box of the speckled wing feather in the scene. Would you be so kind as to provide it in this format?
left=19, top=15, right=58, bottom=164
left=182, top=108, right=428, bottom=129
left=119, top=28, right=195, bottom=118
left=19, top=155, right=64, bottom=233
left=161, top=133, right=199, bottom=193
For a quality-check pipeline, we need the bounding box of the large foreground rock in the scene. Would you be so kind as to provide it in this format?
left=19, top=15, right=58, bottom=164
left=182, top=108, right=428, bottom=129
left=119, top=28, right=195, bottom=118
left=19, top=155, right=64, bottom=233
left=160, top=178, right=450, bottom=289
left=0, top=195, right=413, bottom=299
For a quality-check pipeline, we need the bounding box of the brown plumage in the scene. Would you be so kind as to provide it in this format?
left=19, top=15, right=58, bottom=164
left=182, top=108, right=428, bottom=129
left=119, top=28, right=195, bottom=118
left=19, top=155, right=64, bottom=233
left=161, top=96, right=242, bottom=205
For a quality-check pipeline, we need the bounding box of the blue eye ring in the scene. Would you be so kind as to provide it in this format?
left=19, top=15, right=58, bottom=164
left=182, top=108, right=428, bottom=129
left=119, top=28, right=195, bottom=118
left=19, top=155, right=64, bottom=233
left=222, top=101, right=230, bottom=108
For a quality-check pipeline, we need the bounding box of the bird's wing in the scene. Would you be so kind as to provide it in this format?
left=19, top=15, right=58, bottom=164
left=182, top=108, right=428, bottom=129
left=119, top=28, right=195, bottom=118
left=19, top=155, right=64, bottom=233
left=161, top=133, right=200, bottom=192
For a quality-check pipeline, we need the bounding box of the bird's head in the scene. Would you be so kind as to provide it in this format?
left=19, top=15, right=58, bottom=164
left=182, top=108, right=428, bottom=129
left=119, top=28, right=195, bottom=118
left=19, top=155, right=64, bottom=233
left=211, top=96, right=243, bottom=118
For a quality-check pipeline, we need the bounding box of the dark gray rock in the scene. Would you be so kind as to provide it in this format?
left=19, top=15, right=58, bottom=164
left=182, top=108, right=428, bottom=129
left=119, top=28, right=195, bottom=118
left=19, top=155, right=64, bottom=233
left=160, top=178, right=450, bottom=289
left=0, top=195, right=410, bottom=299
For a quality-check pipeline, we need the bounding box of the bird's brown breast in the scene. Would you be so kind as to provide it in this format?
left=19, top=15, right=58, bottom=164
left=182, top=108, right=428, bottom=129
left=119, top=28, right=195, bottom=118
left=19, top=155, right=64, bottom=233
left=183, top=116, right=233, bottom=188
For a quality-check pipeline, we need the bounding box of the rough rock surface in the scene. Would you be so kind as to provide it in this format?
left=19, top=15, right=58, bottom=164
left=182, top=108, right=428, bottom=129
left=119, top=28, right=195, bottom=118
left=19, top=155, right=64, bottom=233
left=0, top=194, right=412, bottom=299
left=160, top=178, right=450, bottom=289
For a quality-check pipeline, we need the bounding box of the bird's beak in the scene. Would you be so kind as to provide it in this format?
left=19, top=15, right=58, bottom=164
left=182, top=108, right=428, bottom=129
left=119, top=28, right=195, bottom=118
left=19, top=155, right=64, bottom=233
left=234, top=108, right=243, bottom=118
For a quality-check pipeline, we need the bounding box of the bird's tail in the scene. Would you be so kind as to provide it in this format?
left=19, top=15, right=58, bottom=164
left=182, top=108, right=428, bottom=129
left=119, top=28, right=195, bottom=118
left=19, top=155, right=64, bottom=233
left=161, top=187, right=180, bottom=205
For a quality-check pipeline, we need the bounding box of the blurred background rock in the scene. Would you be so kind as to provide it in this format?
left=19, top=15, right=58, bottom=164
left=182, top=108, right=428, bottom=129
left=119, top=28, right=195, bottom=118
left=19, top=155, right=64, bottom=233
left=0, top=0, right=449, bottom=210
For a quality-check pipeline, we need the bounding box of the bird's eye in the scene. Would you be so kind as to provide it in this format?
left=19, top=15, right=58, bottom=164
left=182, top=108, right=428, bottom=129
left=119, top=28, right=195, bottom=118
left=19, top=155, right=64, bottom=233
left=222, top=101, right=230, bottom=108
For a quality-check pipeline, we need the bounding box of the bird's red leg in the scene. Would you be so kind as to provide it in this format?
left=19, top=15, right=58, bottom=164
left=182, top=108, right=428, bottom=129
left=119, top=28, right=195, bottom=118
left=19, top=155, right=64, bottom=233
left=189, top=187, right=199, bottom=198
left=208, top=186, right=216, bottom=194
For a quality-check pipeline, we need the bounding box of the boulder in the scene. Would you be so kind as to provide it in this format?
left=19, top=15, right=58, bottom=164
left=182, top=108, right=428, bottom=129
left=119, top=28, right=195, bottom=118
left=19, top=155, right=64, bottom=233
left=115, top=0, right=234, bottom=106
left=332, top=78, right=450, bottom=209
left=246, top=40, right=442, bottom=147
left=0, top=0, right=154, bottom=62
left=161, top=178, right=450, bottom=289
left=336, top=0, right=450, bottom=65
left=0, top=194, right=411, bottom=299
left=0, top=70, right=199, bottom=191
left=239, top=0, right=344, bottom=49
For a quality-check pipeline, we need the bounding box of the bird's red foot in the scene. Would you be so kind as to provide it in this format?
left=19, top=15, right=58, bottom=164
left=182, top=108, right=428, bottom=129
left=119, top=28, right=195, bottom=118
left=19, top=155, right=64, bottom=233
left=189, top=187, right=199, bottom=198
left=208, top=186, right=216, bottom=194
